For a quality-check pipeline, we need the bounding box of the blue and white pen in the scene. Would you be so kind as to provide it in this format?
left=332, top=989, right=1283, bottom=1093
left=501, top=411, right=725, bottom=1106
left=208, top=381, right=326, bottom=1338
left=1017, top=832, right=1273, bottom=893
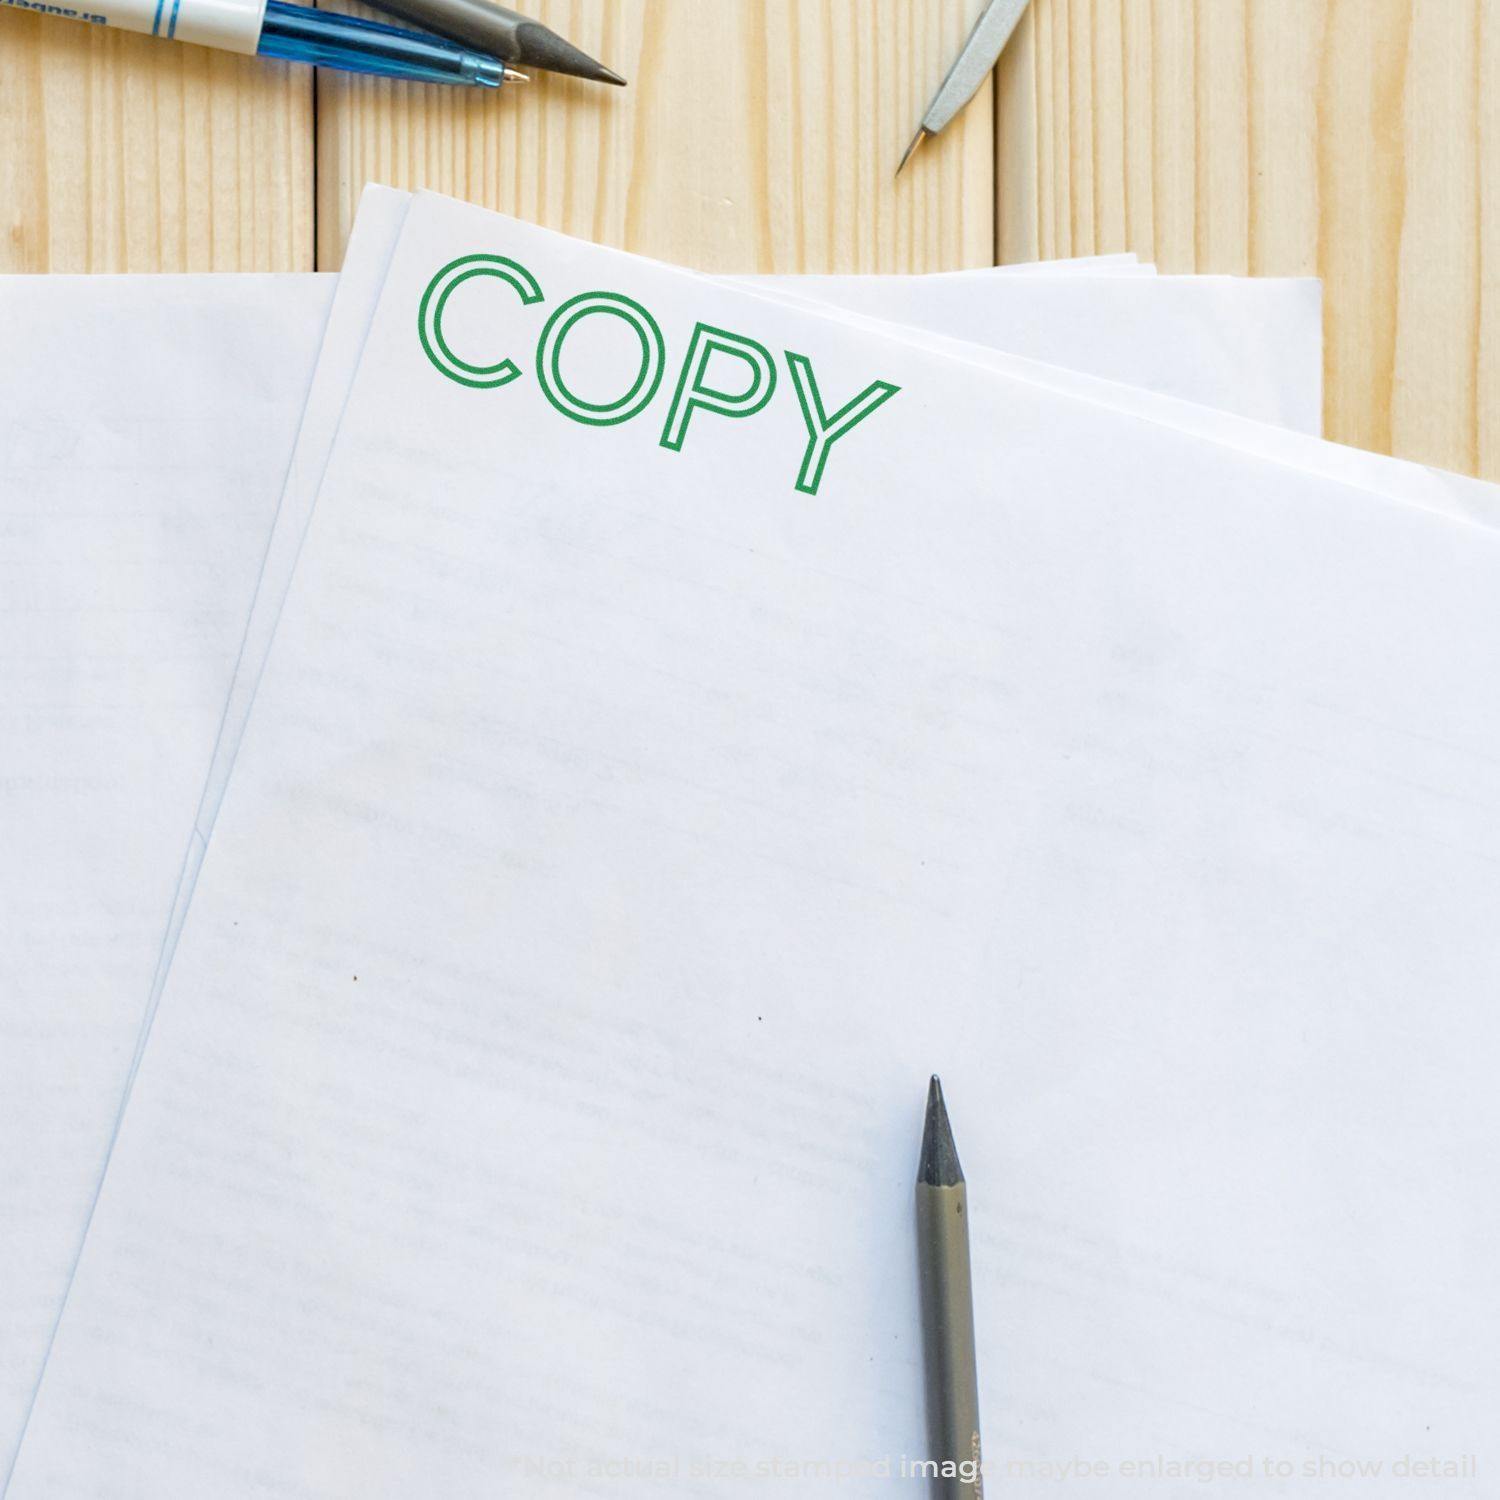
left=11, top=0, right=527, bottom=90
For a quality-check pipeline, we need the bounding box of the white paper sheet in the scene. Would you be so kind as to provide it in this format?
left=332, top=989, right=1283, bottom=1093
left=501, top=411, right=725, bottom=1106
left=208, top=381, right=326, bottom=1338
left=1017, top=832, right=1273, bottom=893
left=198, top=187, right=1482, bottom=945
left=0, top=225, right=1318, bottom=1483
left=752, top=284, right=1500, bottom=529
left=739, top=269, right=1323, bottom=430
left=14, top=193, right=1496, bottom=1498
left=138, top=193, right=1338, bottom=1056
left=0, top=273, right=335, bottom=1475
left=946, top=252, right=1154, bottom=276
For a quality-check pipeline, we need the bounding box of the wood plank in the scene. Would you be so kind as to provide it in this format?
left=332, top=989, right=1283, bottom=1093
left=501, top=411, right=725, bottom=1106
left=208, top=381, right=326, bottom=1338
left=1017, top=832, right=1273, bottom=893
left=1120, top=0, right=1154, bottom=256
left=1048, top=0, right=1072, bottom=255
left=1067, top=0, right=1094, bottom=251
left=1091, top=0, right=1128, bottom=252
left=1481, top=0, right=1500, bottom=480
left=0, top=13, right=312, bottom=272
left=1194, top=0, right=1247, bottom=272
left=994, top=0, right=1040, bottom=262
left=1390, top=0, right=1478, bottom=473
left=315, top=0, right=995, bottom=273
left=1148, top=0, right=1195, bottom=270
left=1033, top=0, right=1058, bottom=257
left=996, top=0, right=1500, bottom=481
left=1316, top=0, right=1409, bottom=463
left=1244, top=0, right=1318, bottom=277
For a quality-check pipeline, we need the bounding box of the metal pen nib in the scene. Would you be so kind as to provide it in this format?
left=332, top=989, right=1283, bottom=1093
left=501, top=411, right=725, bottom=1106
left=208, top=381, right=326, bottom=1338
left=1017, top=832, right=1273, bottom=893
left=897, top=125, right=929, bottom=177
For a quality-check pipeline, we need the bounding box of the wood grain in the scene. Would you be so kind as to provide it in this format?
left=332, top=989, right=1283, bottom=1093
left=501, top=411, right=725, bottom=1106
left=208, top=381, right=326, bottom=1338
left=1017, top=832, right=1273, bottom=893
left=0, top=11, right=312, bottom=272
left=314, top=0, right=995, bottom=272
left=996, top=0, right=1500, bottom=481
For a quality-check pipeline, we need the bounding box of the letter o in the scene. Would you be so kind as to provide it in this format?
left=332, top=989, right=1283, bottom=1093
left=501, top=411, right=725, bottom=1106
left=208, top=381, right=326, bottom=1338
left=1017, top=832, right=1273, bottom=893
left=536, top=291, right=666, bottom=426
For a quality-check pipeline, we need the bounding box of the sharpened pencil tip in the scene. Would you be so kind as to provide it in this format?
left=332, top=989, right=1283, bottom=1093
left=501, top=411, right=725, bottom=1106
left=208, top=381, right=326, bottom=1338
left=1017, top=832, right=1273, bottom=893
left=918, top=1074, right=964, bottom=1186
left=896, top=125, right=928, bottom=177
left=513, top=20, right=626, bottom=85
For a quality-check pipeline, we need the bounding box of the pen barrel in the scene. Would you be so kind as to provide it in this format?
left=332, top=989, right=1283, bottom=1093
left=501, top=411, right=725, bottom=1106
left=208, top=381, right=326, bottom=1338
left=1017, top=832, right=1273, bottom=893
left=916, top=1180, right=983, bottom=1500
left=15, top=0, right=266, bottom=53
left=256, top=0, right=504, bottom=86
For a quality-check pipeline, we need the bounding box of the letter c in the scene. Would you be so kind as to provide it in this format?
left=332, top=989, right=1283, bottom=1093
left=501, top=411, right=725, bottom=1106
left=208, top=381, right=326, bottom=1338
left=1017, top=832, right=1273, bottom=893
left=418, top=254, right=545, bottom=389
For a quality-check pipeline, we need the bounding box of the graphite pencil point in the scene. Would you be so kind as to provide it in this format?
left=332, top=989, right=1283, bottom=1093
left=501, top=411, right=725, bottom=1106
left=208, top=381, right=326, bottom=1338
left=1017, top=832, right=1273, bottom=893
left=513, top=20, right=626, bottom=84
left=918, top=1074, right=964, bottom=1187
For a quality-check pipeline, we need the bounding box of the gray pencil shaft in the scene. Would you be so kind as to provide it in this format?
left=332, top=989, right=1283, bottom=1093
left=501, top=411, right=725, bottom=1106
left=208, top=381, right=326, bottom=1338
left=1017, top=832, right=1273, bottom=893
left=917, top=1178, right=983, bottom=1498
left=352, top=0, right=525, bottom=58
left=354, top=0, right=624, bottom=83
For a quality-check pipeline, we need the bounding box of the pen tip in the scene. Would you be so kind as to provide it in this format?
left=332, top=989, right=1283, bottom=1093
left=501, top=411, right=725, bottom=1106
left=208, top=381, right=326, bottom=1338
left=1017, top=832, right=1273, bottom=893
left=918, top=1074, right=964, bottom=1186
left=896, top=125, right=928, bottom=177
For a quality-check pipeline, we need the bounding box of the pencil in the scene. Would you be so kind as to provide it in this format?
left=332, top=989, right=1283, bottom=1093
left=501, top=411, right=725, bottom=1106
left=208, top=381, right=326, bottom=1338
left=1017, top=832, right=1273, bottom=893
left=355, top=0, right=624, bottom=84
left=916, top=1075, right=983, bottom=1498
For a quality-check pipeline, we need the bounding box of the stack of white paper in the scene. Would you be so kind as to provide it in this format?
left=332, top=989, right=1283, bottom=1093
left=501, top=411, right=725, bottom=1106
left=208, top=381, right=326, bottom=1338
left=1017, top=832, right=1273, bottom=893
left=2, top=189, right=1495, bottom=1499
left=0, top=272, right=335, bottom=1465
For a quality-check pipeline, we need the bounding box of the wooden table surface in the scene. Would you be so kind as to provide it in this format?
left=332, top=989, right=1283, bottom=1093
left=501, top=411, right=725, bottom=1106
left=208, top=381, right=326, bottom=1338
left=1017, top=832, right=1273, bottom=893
left=3, top=0, right=1494, bottom=481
